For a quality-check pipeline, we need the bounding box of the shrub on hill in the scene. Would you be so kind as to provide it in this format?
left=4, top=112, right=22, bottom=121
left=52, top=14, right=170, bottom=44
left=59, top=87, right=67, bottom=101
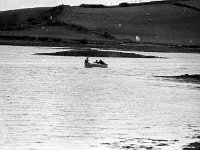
left=49, top=4, right=65, bottom=16
left=119, top=2, right=131, bottom=7
left=79, top=4, right=106, bottom=8
left=37, top=37, right=49, bottom=42
left=52, top=38, right=62, bottom=43
left=78, top=39, right=88, bottom=44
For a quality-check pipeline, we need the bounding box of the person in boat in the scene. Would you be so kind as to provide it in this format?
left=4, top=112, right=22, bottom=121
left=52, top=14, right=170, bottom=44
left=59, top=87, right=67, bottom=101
left=99, top=59, right=106, bottom=65
left=94, top=60, right=99, bottom=64
left=85, top=57, right=89, bottom=63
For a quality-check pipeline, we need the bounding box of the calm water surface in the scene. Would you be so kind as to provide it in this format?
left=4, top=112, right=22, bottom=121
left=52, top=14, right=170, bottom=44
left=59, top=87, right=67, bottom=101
left=0, top=45, right=200, bottom=150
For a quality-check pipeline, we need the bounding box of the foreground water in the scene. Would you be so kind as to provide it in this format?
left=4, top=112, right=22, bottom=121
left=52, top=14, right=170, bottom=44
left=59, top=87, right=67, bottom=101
left=0, top=45, right=200, bottom=150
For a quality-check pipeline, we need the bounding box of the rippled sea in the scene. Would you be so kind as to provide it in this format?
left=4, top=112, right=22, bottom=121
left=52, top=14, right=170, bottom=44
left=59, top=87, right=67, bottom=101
left=0, top=45, right=200, bottom=150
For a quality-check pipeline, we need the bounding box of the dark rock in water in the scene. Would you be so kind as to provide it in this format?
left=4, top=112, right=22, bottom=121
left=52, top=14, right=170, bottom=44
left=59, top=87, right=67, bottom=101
left=196, top=136, right=200, bottom=139
left=173, top=139, right=179, bottom=142
left=102, top=143, right=111, bottom=145
left=183, top=142, right=200, bottom=150
left=179, top=74, right=200, bottom=79
left=155, top=74, right=200, bottom=84
left=35, top=49, right=158, bottom=58
left=148, top=139, right=168, bottom=142
left=156, top=143, right=169, bottom=146
left=122, top=145, right=135, bottom=149
left=140, top=145, right=153, bottom=149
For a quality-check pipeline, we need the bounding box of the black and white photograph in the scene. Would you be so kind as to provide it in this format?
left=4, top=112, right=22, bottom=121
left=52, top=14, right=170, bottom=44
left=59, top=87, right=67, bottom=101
left=0, top=0, right=200, bottom=150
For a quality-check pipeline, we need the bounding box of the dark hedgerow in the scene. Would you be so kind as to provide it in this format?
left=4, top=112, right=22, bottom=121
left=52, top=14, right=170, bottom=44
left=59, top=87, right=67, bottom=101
left=49, top=4, right=65, bottom=16
left=37, top=37, right=49, bottom=42
left=52, top=38, right=62, bottom=43
left=118, top=2, right=130, bottom=7
left=79, top=4, right=106, bottom=8
left=78, top=39, right=88, bottom=44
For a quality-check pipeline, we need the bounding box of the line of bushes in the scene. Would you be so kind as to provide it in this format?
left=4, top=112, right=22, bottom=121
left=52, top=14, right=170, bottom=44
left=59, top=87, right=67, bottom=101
left=79, top=4, right=106, bottom=8
left=117, top=1, right=182, bottom=7
left=78, top=0, right=184, bottom=8
left=49, top=4, right=65, bottom=16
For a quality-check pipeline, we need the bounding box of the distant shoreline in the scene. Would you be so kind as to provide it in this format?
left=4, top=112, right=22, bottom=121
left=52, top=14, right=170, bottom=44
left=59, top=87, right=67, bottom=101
left=155, top=74, right=200, bottom=84
left=35, top=49, right=160, bottom=58
left=1, top=37, right=200, bottom=53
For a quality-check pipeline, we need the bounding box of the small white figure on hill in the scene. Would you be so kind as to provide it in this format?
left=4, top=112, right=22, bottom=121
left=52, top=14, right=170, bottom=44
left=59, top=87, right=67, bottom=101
left=136, top=36, right=140, bottom=42
left=85, top=57, right=89, bottom=63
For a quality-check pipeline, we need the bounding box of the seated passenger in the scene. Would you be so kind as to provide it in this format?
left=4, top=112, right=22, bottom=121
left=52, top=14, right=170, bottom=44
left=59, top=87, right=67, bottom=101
left=85, top=57, right=89, bottom=63
left=94, top=60, right=99, bottom=63
left=99, top=59, right=106, bottom=65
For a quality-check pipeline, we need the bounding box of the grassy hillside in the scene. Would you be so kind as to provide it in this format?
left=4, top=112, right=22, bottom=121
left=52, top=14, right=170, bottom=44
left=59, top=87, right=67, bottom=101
left=60, top=3, right=200, bottom=44
left=0, top=0, right=199, bottom=47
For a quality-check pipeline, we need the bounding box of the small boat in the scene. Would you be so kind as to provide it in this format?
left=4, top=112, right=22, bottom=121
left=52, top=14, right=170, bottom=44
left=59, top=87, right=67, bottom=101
left=85, top=62, right=108, bottom=68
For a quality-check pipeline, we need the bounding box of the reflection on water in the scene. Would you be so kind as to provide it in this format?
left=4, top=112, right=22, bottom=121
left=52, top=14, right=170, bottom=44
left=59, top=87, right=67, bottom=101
left=0, top=46, right=200, bottom=150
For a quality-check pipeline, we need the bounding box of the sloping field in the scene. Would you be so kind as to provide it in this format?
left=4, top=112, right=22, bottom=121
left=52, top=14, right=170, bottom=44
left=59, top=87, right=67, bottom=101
left=59, top=3, right=200, bottom=44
